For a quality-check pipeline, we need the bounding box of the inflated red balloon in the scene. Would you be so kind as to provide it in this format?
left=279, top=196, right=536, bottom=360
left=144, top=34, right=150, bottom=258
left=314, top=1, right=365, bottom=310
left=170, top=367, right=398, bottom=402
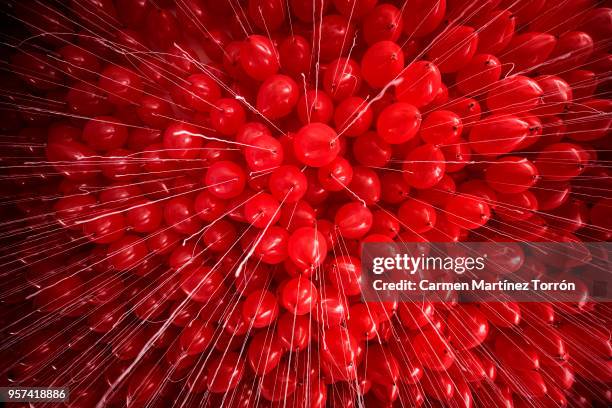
left=247, top=331, right=284, bottom=375
left=376, top=102, right=421, bottom=144
left=280, top=276, right=318, bottom=315
left=242, top=289, right=279, bottom=328
left=288, top=227, right=328, bottom=270
left=256, top=74, right=299, bottom=119
left=427, top=25, right=479, bottom=73
left=334, top=202, right=373, bottom=239
left=241, top=35, right=280, bottom=81
left=395, top=61, right=441, bottom=107
left=485, top=156, right=539, bottom=193
left=402, top=143, right=446, bottom=189
left=361, top=40, right=404, bottom=88
left=293, top=123, right=340, bottom=167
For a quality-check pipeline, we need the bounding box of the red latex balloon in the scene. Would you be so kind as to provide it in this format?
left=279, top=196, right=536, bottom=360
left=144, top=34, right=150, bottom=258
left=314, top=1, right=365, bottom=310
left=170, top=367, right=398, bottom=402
left=320, top=326, right=359, bottom=367
left=297, top=89, right=334, bottom=124
left=335, top=202, right=373, bottom=239
left=447, top=305, right=489, bottom=350
left=293, top=123, right=340, bottom=167
left=210, top=98, right=246, bottom=136
left=402, top=0, right=446, bottom=37
left=98, top=65, right=142, bottom=106
left=486, top=76, right=543, bottom=114
left=256, top=74, right=299, bottom=119
left=277, top=313, right=311, bottom=351
left=402, top=144, right=446, bottom=189
left=288, top=227, right=328, bottom=270
left=412, top=330, right=454, bottom=371
left=247, top=331, right=284, bottom=375
left=445, top=194, right=491, bottom=230
left=326, top=255, right=362, bottom=296
left=363, top=5, right=403, bottom=45
left=253, top=226, right=289, bottom=264
left=178, top=74, right=221, bottom=112
left=164, top=197, right=203, bottom=235
left=248, top=0, right=286, bottom=31
left=241, top=35, right=280, bottom=81
left=205, top=160, right=247, bottom=199
left=316, top=14, right=355, bottom=61
left=269, top=165, right=308, bottom=202
left=395, top=61, right=441, bottom=108
left=180, top=266, right=225, bottom=302
left=456, top=54, right=502, bottom=96
left=242, top=289, right=279, bottom=328
left=469, top=114, right=530, bottom=156
left=420, top=110, right=463, bottom=145
left=281, top=276, right=318, bottom=315
left=324, top=58, right=362, bottom=100
left=535, top=142, right=587, bottom=181
left=206, top=352, right=245, bottom=393
left=485, top=156, right=539, bottom=193
left=353, top=132, right=392, bottom=167
left=82, top=116, right=128, bottom=151
left=348, top=166, right=382, bottom=204
left=376, top=103, right=421, bottom=144
left=180, top=321, right=213, bottom=355
left=318, top=157, right=354, bottom=191
left=398, top=198, right=437, bottom=234
left=163, top=122, right=202, bottom=160
left=108, top=235, right=147, bottom=271
left=279, top=35, right=311, bottom=78
left=361, top=40, right=404, bottom=88
left=244, top=134, right=284, bottom=172
left=502, top=32, right=556, bottom=73
left=348, top=303, right=379, bottom=342
left=427, top=25, right=479, bottom=73
left=334, top=96, right=373, bottom=137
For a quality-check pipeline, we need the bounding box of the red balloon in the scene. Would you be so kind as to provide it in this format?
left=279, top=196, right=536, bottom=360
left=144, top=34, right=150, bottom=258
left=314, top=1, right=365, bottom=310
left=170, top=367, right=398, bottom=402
left=398, top=198, right=437, bottom=234
left=206, top=352, right=245, bottom=393
left=180, top=320, right=213, bottom=355
left=445, top=194, right=491, bottom=230
left=205, top=160, right=247, bottom=199
left=279, top=35, right=311, bottom=78
left=242, top=289, right=279, bottom=328
left=241, top=35, right=280, bottom=81
left=247, top=331, right=284, bottom=375
left=361, top=40, right=404, bottom=88
left=323, top=58, right=362, bottom=100
left=210, top=98, right=246, bottom=136
left=280, top=276, right=318, bottom=315
left=376, top=102, right=421, bottom=144
left=288, top=227, right=328, bottom=270
left=335, top=202, right=373, bottom=239
left=412, top=330, right=454, bottom=371
left=326, top=255, right=362, bottom=296
left=334, top=96, right=373, bottom=137
left=395, top=61, right=441, bottom=108
left=108, top=234, right=147, bottom=271
left=420, top=110, right=463, bottom=145
left=256, top=74, right=299, bottom=119
left=277, top=313, right=312, bottom=351
left=363, top=5, right=403, bottom=44
left=469, top=114, right=529, bottom=156
left=402, top=144, right=446, bottom=189
left=427, top=25, right=479, bottom=73
left=486, top=76, right=543, bottom=114
left=297, top=89, right=334, bottom=124
left=293, top=123, right=340, bottom=167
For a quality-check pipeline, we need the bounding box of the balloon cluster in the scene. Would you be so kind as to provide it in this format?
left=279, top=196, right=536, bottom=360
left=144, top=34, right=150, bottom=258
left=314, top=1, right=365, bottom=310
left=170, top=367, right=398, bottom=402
left=0, top=0, right=610, bottom=407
